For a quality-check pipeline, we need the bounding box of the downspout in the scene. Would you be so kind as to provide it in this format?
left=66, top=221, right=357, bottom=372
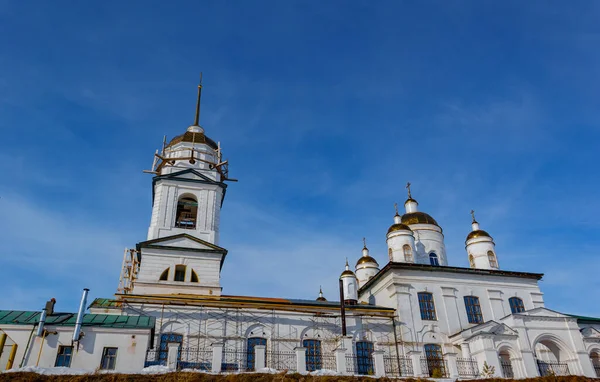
left=19, top=322, right=38, bottom=367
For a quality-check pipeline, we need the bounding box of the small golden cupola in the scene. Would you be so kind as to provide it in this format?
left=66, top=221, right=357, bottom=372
left=340, top=259, right=358, bottom=304
left=355, top=238, right=380, bottom=288
left=465, top=210, right=499, bottom=270
left=316, top=286, right=327, bottom=302
left=386, top=203, right=417, bottom=263
left=401, top=182, right=440, bottom=228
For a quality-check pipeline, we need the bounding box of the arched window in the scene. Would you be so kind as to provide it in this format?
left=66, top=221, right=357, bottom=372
left=509, top=297, right=525, bottom=313
left=429, top=252, right=439, bottom=266
left=418, top=292, right=437, bottom=320
left=388, top=248, right=393, bottom=261
left=159, top=268, right=169, bottom=281
left=191, top=269, right=199, bottom=283
left=403, top=245, right=413, bottom=262
left=175, top=196, right=198, bottom=229
left=464, top=296, right=483, bottom=324
left=174, top=265, right=186, bottom=282
left=488, top=251, right=498, bottom=269
left=469, top=254, right=475, bottom=268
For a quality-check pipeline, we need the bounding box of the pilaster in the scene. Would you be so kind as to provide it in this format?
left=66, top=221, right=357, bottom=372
left=254, top=345, right=266, bottom=370
left=211, top=343, right=223, bottom=373
left=295, top=347, right=307, bottom=374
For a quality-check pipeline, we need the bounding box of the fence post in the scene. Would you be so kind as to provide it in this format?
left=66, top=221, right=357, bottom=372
left=373, top=350, right=385, bottom=377
left=335, top=348, right=347, bottom=374
left=211, top=343, right=223, bottom=373
left=167, top=343, right=179, bottom=370
left=255, top=345, right=266, bottom=371
left=295, top=346, right=307, bottom=374
left=407, top=350, right=423, bottom=377
left=445, top=352, right=459, bottom=378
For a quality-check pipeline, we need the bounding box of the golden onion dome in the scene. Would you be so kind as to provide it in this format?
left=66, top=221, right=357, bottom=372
left=404, top=197, right=418, bottom=205
left=341, top=269, right=355, bottom=277
left=356, top=255, right=379, bottom=266
left=167, top=131, right=218, bottom=150
left=316, top=296, right=327, bottom=302
left=387, top=223, right=412, bottom=234
left=401, top=212, right=439, bottom=227
left=466, top=229, right=492, bottom=242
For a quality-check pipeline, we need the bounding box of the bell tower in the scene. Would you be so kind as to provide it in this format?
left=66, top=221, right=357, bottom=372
left=146, top=75, right=233, bottom=245
left=120, top=77, right=234, bottom=297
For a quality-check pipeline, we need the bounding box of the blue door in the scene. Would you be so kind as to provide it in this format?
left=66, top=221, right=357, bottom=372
left=247, top=337, right=267, bottom=371
left=356, top=341, right=374, bottom=375
left=303, top=339, right=322, bottom=371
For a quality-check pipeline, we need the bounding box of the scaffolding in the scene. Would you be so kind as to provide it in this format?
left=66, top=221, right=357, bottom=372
left=117, top=249, right=140, bottom=295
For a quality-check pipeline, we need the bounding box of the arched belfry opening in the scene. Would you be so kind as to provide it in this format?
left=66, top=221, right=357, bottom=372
left=175, top=196, right=198, bottom=229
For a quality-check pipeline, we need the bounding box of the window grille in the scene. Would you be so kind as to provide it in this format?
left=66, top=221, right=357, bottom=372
left=100, top=347, right=118, bottom=370
left=418, top=292, right=437, bottom=320
left=303, top=339, right=322, bottom=371
left=537, top=359, right=570, bottom=376
left=509, top=297, right=525, bottom=313
left=456, top=357, right=479, bottom=377
left=422, top=344, right=448, bottom=378
left=54, top=346, right=73, bottom=367
left=246, top=337, right=267, bottom=371
left=464, top=296, right=483, bottom=324
left=500, top=359, right=514, bottom=378
left=383, top=355, right=413, bottom=377
left=355, top=341, right=374, bottom=375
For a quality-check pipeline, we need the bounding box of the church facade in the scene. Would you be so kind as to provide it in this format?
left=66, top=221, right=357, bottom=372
left=2, top=82, right=600, bottom=378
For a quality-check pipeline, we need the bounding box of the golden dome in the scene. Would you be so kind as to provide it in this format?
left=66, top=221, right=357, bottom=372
left=341, top=269, right=355, bottom=277
left=466, top=230, right=492, bottom=242
left=356, top=256, right=379, bottom=266
left=316, top=296, right=327, bottom=302
left=404, top=197, right=418, bottom=205
left=401, top=212, right=439, bottom=227
left=167, top=131, right=218, bottom=150
left=387, top=223, right=412, bottom=234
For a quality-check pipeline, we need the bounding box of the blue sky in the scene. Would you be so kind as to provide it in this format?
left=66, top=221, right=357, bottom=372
left=1, top=1, right=599, bottom=317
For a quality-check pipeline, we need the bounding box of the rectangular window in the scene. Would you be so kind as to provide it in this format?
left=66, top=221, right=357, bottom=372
left=418, top=292, right=437, bottom=320
left=464, top=296, right=483, bottom=324
left=54, top=346, right=73, bottom=367
left=509, top=297, right=525, bottom=313
left=100, top=347, right=118, bottom=370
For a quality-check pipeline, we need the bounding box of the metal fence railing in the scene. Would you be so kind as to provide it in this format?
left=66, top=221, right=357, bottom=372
left=266, top=351, right=297, bottom=371
left=321, top=354, right=337, bottom=371
left=456, top=357, right=479, bottom=377
left=537, top=360, right=570, bottom=376
left=383, top=355, right=413, bottom=377
left=500, top=359, right=515, bottom=378
left=593, top=364, right=600, bottom=378
left=221, top=348, right=248, bottom=372
left=143, top=348, right=163, bottom=367
left=178, top=347, right=212, bottom=370
left=421, top=357, right=449, bottom=378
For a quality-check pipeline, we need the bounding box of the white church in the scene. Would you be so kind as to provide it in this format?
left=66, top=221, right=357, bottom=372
left=1, top=81, right=600, bottom=379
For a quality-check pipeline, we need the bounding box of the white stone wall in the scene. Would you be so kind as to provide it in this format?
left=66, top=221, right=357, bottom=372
left=1, top=326, right=150, bottom=372
left=410, top=225, right=448, bottom=266
left=360, top=268, right=543, bottom=346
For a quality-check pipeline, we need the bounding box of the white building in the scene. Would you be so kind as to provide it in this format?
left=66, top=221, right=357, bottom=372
left=2, top=81, right=600, bottom=378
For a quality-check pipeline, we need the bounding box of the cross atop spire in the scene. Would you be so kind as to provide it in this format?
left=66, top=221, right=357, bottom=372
left=470, top=209, right=477, bottom=223
left=363, top=237, right=367, bottom=249
left=394, top=202, right=399, bottom=216
left=406, top=182, right=412, bottom=199
left=193, top=73, right=203, bottom=127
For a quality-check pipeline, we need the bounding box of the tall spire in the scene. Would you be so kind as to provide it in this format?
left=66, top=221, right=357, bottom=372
left=193, top=73, right=203, bottom=127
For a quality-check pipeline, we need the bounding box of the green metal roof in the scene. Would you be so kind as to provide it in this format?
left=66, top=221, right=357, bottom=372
left=0, top=310, right=155, bottom=330
left=568, top=314, right=600, bottom=323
